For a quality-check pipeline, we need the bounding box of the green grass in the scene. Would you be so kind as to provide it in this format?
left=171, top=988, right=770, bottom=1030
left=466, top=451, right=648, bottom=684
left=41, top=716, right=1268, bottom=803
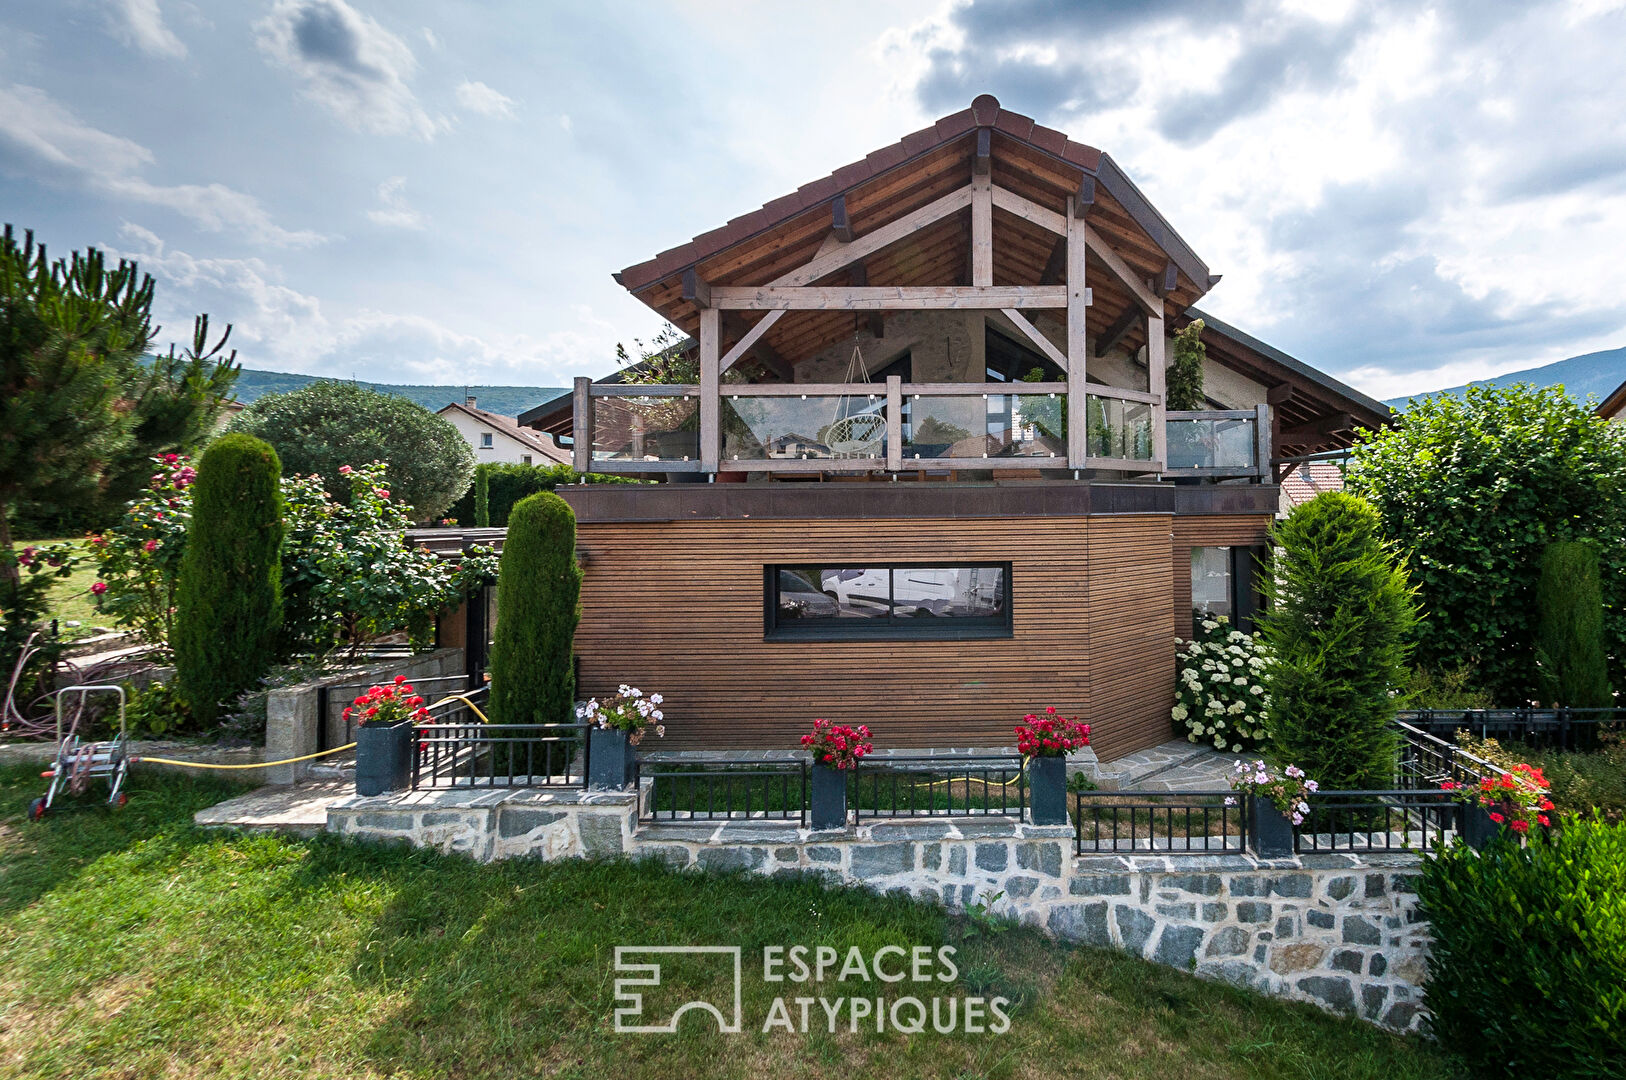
left=15, top=538, right=106, bottom=643
left=0, top=763, right=1464, bottom=1079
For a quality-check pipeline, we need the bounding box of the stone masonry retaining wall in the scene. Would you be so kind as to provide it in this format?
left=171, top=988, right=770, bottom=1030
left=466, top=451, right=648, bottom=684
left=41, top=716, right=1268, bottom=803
left=326, top=786, right=1429, bottom=1033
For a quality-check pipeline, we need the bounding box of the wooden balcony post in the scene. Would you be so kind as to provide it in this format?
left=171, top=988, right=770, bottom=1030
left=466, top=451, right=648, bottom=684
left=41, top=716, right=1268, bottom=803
left=1255, top=403, right=1272, bottom=481
left=886, top=375, right=902, bottom=472
left=572, top=376, right=592, bottom=474
left=699, top=307, right=720, bottom=474
left=1147, top=312, right=1167, bottom=469
left=1065, top=195, right=1090, bottom=469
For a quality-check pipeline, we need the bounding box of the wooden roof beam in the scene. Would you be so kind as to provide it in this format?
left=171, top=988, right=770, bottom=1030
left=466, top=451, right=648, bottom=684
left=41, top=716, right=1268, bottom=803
left=989, top=185, right=1161, bottom=315
left=830, top=196, right=853, bottom=243
left=769, top=184, right=973, bottom=288
left=1095, top=307, right=1139, bottom=358
left=1279, top=412, right=1355, bottom=444
left=682, top=268, right=711, bottom=309
left=711, top=285, right=1072, bottom=310
left=1266, top=382, right=1294, bottom=406
left=1074, top=173, right=1096, bottom=217
left=719, top=309, right=785, bottom=374
left=1040, top=236, right=1067, bottom=285
left=973, top=127, right=991, bottom=176
left=1153, top=261, right=1178, bottom=297
left=849, top=262, right=884, bottom=338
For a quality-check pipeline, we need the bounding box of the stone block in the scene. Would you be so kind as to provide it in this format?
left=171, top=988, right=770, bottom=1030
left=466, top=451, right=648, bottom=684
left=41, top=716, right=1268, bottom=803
left=1269, top=944, right=1325, bottom=974
left=973, top=843, right=1008, bottom=872
left=579, top=814, right=625, bottom=858
left=1048, top=902, right=1110, bottom=947
left=1015, top=841, right=1063, bottom=878
left=1156, top=902, right=1196, bottom=920
left=1368, top=953, right=1387, bottom=977
left=1205, top=926, right=1250, bottom=957
left=351, top=812, right=412, bottom=832
left=1330, top=950, right=1363, bottom=973
left=1390, top=955, right=1427, bottom=985
left=1275, top=915, right=1296, bottom=938
left=1324, top=875, right=1356, bottom=901
left=1268, top=874, right=1313, bottom=898
left=1342, top=916, right=1382, bottom=945
left=1235, top=900, right=1272, bottom=923
left=1229, top=876, right=1266, bottom=897
left=1201, top=961, right=1257, bottom=988
left=642, top=846, right=691, bottom=869
left=1364, top=873, right=1387, bottom=898
left=1005, top=875, right=1039, bottom=899
left=1153, top=925, right=1205, bottom=969
left=1070, top=874, right=1132, bottom=897
left=921, top=844, right=941, bottom=872
left=851, top=842, right=915, bottom=878
left=1115, top=907, right=1157, bottom=955
left=697, top=846, right=766, bottom=872
left=423, top=811, right=477, bottom=827
left=498, top=809, right=566, bottom=838
left=1297, top=975, right=1355, bottom=1012
left=1306, top=909, right=1335, bottom=930
left=1162, top=873, right=1222, bottom=896
left=1362, top=984, right=1388, bottom=1021
left=1382, top=1001, right=1420, bottom=1031
left=948, top=846, right=967, bottom=876
left=1390, top=873, right=1419, bottom=894
left=867, top=821, right=954, bottom=842
left=1201, top=902, right=1227, bottom=922
left=773, top=846, right=800, bottom=863
left=807, top=846, right=843, bottom=864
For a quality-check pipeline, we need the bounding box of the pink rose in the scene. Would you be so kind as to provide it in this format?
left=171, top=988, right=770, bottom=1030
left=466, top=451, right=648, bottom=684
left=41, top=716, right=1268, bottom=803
left=376, top=489, right=390, bottom=499
left=339, top=465, right=353, bottom=474
left=143, top=539, right=158, bottom=552
left=91, top=581, right=108, bottom=595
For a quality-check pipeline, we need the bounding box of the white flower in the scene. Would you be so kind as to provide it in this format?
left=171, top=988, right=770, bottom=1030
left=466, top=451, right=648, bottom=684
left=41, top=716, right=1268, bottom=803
left=1250, top=685, right=1264, bottom=696
left=1214, top=735, right=1225, bottom=747
left=650, top=693, right=663, bottom=704
left=1171, top=705, right=1188, bottom=721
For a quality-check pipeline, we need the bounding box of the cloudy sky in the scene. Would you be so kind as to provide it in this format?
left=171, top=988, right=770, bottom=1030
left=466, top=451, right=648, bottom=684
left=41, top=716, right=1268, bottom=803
left=3, top=0, right=1623, bottom=400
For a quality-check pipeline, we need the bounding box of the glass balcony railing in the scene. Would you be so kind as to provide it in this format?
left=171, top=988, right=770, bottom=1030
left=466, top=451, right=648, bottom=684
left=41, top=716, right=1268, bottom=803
left=592, top=395, right=700, bottom=462
left=901, top=393, right=1065, bottom=461
left=1167, top=415, right=1257, bottom=470
left=1085, top=394, right=1154, bottom=461
left=721, top=395, right=888, bottom=461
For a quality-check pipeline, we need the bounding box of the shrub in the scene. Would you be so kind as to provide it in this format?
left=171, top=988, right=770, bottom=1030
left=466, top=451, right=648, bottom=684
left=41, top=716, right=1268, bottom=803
left=1261, top=492, right=1417, bottom=790
left=1417, top=813, right=1626, bottom=1077
left=489, top=492, right=580, bottom=725
left=0, top=540, right=78, bottom=711
left=1164, top=319, right=1206, bottom=410
left=1346, top=382, right=1626, bottom=703
left=474, top=467, right=491, bottom=527
left=229, top=381, right=475, bottom=521
left=1534, top=540, right=1613, bottom=707
left=1401, top=665, right=1494, bottom=710
left=121, top=679, right=193, bottom=738
left=84, top=454, right=195, bottom=651
left=444, top=463, right=638, bottom=528
left=173, top=433, right=284, bottom=725
left=1173, top=616, right=1272, bottom=752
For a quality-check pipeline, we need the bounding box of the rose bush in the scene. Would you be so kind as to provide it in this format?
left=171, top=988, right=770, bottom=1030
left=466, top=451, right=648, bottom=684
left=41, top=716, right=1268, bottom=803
left=85, top=454, right=194, bottom=651
left=577, top=684, right=666, bottom=744
left=801, top=718, right=873, bottom=770
left=1174, top=617, right=1271, bottom=753
left=1014, top=706, right=1091, bottom=758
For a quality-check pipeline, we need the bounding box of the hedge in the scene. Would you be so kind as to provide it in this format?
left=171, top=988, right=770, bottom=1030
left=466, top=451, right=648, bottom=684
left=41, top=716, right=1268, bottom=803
left=445, top=463, right=638, bottom=527
left=488, top=492, right=581, bottom=725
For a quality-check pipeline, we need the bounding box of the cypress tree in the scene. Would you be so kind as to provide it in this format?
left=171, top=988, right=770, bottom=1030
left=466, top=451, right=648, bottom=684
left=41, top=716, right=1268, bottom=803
left=474, top=466, right=491, bottom=527
left=489, top=491, right=581, bottom=724
left=1262, top=492, right=1418, bottom=790
left=1534, top=541, right=1613, bottom=707
left=1165, top=319, right=1207, bottom=410
left=174, top=434, right=284, bottom=724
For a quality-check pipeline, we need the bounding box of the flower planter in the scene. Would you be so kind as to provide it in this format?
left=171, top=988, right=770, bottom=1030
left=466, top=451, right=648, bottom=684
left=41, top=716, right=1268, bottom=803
left=809, top=762, right=848, bottom=830
left=355, top=720, right=414, bottom=796
left=588, top=727, right=637, bottom=791
left=1462, top=803, right=1500, bottom=850
left=1028, top=756, right=1068, bottom=826
left=1249, top=796, right=1296, bottom=859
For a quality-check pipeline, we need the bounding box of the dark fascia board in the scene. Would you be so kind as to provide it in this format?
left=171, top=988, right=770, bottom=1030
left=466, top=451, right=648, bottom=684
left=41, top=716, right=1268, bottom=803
left=1186, top=307, right=1393, bottom=425
left=1597, top=376, right=1626, bottom=419
left=515, top=389, right=574, bottom=429
left=1093, top=153, right=1210, bottom=296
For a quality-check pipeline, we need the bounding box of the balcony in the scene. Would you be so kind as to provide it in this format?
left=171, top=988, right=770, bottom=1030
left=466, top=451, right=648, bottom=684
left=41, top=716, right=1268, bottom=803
left=575, top=379, right=1270, bottom=482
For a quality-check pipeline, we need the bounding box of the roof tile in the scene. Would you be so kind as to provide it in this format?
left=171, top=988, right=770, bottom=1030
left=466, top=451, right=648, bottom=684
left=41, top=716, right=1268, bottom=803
left=934, top=108, right=976, bottom=139
left=993, top=111, right=1035, bottom=140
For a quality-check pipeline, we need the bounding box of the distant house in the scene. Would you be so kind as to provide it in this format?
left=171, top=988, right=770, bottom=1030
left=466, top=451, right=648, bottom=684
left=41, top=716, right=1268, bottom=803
left=1599, top=377, right=1626, bottom=423
left=1280, top=460, right=1344, bottom=513
left=437, top=397, right=570, bottom=466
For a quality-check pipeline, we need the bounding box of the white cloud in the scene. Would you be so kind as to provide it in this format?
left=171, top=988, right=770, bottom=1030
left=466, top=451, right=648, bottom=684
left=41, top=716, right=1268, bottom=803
left=365, top=175, right=426, bottom=230
left=103, top=0, right=187, bottom=59
left=255, top=0, right=445, bottom=140
left=0, top=84, right=323, bottom=247
left=455, top=79, right=515, bottom=118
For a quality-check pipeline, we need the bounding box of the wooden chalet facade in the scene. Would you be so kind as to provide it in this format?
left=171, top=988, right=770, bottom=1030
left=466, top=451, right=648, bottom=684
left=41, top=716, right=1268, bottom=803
left=533, top=95, right=1389, bottom=760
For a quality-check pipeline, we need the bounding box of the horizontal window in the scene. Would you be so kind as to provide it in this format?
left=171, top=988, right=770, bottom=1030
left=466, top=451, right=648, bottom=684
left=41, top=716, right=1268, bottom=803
left=765, top=564, right=1012, bottom=641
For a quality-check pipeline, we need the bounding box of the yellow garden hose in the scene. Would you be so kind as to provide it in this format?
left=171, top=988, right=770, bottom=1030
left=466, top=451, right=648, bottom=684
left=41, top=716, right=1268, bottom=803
left=134, top=692, right=489, bottom=771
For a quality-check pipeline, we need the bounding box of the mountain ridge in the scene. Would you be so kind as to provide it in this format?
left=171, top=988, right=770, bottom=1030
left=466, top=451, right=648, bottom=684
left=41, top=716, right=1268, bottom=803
left=230, top=367, right=568, bottom=418
left=1385, top=346, right=1626, bottom=410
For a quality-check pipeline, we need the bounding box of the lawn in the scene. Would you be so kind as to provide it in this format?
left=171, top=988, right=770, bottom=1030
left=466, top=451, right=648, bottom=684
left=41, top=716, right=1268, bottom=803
left=0, top=763, right=1465, bottom=1080
left=15, top=538, right=107, bottom=643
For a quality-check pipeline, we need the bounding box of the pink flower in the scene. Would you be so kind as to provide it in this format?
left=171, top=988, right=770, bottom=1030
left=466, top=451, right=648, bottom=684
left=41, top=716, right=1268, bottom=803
left=164, top=453, right=179, bottom=464
left=339, top=465, right=353, bottom=474
left=18, top=547, right=35, bottom=566
left=375, top=489, right=390, bottom=499
left=143, top=539, right=158, bottom=553
left=90, top=581, right=108, bottom=595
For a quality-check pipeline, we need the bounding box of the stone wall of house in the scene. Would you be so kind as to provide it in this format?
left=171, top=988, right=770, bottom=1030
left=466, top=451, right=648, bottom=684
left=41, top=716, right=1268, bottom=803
left=325, top=787, right=1429, bottom=1033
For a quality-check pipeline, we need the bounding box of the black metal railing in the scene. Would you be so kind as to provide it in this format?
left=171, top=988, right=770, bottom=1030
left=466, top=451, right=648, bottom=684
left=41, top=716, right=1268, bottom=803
left=1397, top=707, right=1622, bottom=751
left=1073, top=790, right=1247, bottom=855
left=850, top=756, right=1026, bottom=819
left=637, top=761, right=808, bottom=824
left=1294, top=790, right=1462, bottom=854
left=412, top=718, right=588, bottom=789
left=1395, top=720, right=1511, bottom=790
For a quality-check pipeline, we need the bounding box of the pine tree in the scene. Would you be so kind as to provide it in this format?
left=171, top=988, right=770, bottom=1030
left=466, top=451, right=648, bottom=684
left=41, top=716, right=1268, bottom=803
left=1534, top=541, right=1613, bottom=707
left=173, top=434, right=284, bottom=724
left=1262, top=492, right=1418, bottom=790
left=489, top=492, right=581, bottom=725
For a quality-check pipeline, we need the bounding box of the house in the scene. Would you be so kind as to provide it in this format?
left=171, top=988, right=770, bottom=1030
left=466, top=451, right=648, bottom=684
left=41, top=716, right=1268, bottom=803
left=1279, top=460, right=1346, bottom=512
left=1599, top=377, right=1626, bottom=423
left=438, top=396, right=571, bottom=467
left=528, top=95, right=1388, bottom=760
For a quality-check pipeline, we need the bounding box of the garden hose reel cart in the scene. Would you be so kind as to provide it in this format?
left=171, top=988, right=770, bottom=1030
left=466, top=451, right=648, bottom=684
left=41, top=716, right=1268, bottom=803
left=30, top=684, right=131, bottom=820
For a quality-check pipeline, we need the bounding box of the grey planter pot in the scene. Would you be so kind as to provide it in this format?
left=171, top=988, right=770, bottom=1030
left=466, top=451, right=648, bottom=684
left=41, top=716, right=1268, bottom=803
left=1249, top=796, right=1295, bottom=859
left=1028, top=756, right=1068, bottom=826
left=1462, top=803, right=1500, bottom=850
left=588, top=727, right=637, bottom=791
left=809, top=763, right=848, bottom=830
left=355, top=720, right=414, bottom=797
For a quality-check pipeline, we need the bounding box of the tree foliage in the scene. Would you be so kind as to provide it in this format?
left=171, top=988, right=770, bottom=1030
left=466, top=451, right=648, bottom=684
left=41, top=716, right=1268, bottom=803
left=1261, top=492, right=1418, bottom=790
left=229, top=381, right=475, bottom=521
left=1534, top=540, right=1613, bottom=707
left=173, top=434, right=284, bottom=725
left=489, top=492, right=580, bottom=725
left=445, top=463, right=638, bottom=528
left=1345, top=383, right=1626, bottom=703
left=1165, top=319, right=1207, bottom=411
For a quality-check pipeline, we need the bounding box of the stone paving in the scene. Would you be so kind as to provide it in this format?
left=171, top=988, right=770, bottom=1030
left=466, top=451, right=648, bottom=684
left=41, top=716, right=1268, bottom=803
left=193, top=779, right=352, bottom=836
left=1087, top=738, right=1233, bottom=792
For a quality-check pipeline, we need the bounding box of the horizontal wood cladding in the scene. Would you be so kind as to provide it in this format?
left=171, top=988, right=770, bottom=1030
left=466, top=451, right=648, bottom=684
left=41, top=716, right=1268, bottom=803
left=573, top=514, right=1182, bottom=761
left=1170, top=514, right=1274, bottom=635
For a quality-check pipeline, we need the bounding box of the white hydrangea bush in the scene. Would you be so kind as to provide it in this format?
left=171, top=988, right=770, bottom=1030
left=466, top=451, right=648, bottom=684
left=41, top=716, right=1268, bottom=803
left=1172, top=616, right=1272, bottom=752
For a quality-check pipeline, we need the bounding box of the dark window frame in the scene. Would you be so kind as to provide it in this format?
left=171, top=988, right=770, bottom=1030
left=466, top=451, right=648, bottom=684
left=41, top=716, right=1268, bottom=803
left=764, top=562, right=1014, bottom=642
left=1190, top=544, right=1267, bottom=635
